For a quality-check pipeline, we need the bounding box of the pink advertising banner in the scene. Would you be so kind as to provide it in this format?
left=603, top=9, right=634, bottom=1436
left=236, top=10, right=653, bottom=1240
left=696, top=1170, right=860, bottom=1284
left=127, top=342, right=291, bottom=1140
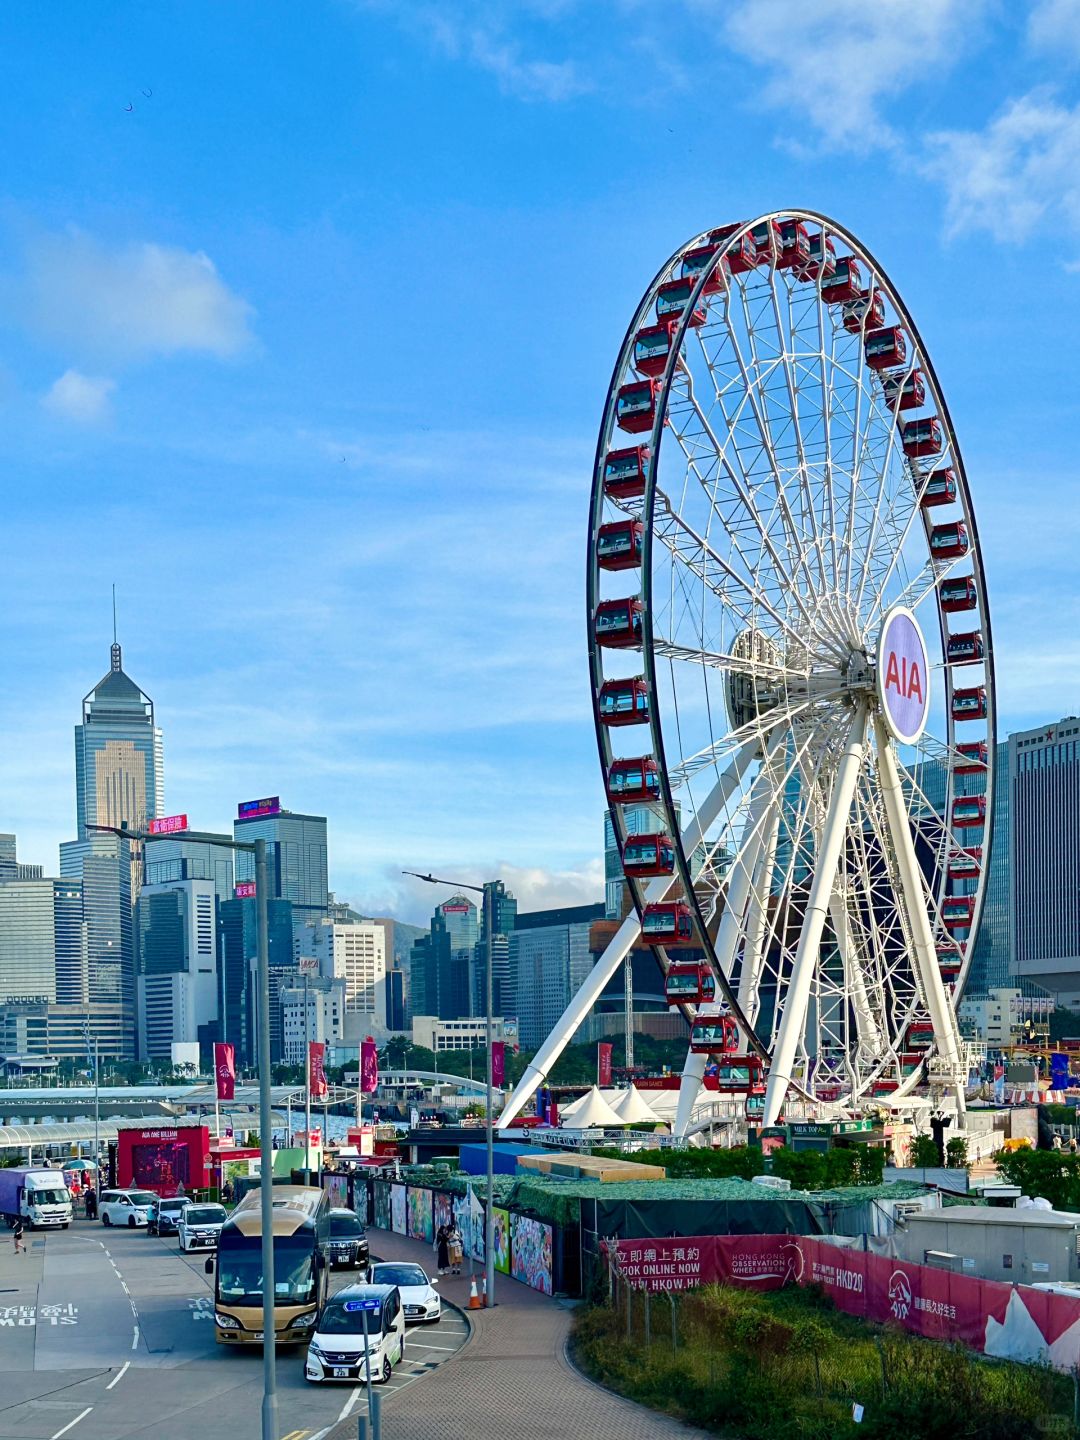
left=360, top=1040, right=379, bottom=1095
left=605, top=1234, right=1080, bottom=1371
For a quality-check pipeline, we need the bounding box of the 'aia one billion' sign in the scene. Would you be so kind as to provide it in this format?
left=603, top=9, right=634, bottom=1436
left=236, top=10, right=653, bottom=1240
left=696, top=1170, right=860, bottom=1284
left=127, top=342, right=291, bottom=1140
left=877, top=606, right=929, bottom=745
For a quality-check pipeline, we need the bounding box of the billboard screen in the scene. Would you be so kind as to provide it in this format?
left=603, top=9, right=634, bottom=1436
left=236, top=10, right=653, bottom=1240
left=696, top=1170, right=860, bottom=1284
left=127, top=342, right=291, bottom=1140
left=237, top=797, right=281, bottom=819
left=234, top=881, right=257, bottom=898
left=147, top=814, right=188, bottom=836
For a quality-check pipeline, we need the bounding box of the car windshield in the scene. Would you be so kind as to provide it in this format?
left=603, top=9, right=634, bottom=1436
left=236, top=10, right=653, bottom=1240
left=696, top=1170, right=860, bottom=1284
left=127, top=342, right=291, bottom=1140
left=217, top=1234, right=317, bottom=1307
left=371, top=1264, right=427, bottom=1287
left=129, top=1193, right=157, bottom=1206
left=330, top=1215, right=364, bottom=1238
left=185, top=1207, right=226, bottom=1226
left=319, top=1300, right=385, bottom=1336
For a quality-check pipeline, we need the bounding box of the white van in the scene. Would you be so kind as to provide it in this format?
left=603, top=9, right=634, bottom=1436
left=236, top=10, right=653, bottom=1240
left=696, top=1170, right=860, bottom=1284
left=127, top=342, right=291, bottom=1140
left=99, top=1189, right=157, bottom=1228
left=305, top=1284, right=405, bottom=1385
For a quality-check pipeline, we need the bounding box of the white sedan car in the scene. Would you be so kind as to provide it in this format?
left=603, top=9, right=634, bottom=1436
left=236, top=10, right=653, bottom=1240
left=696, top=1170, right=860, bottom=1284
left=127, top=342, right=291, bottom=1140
left=177, top=1203, right=228, bottom=1252
left=367, top=1261, right=440, bottom=1324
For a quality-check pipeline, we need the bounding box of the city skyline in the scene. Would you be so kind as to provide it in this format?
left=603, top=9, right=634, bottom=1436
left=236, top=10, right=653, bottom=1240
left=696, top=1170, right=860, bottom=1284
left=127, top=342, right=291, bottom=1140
left=2, top=6, right=1080, bottom=926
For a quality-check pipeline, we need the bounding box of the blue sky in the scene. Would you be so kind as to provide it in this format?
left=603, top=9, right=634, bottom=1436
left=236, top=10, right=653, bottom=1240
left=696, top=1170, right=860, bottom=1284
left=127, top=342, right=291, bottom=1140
left=2, top=0, right=1080, bottom=923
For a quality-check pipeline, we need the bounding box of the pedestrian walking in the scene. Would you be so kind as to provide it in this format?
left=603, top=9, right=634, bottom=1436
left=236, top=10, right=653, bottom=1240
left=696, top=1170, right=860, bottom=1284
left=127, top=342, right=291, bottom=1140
left=447, top=1219, right=463, bottom=1276
left=12, top=1218, right=24, bottom=1255
left=84, top=1187, right=97, bottom=1221
left=435, top=1221, right=450, bottom=1276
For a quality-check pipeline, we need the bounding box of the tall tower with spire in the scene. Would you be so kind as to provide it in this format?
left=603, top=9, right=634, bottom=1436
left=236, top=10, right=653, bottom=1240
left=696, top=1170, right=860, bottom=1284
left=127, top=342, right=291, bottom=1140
left=74, top=639, right=164, bottom=838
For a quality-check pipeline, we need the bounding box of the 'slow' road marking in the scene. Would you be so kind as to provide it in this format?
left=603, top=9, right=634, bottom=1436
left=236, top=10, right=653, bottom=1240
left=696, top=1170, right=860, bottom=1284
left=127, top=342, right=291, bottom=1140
left=131, top=1325, right=139, bottom=1350
left=106, top=1361, right=130, bottom=1391
left=50, top=1408, right=92, bottom=1439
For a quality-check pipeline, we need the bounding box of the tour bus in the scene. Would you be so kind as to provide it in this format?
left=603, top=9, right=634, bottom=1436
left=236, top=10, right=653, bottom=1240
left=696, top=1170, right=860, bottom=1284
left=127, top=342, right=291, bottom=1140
left=210, top=1184, right=330, bottom=1347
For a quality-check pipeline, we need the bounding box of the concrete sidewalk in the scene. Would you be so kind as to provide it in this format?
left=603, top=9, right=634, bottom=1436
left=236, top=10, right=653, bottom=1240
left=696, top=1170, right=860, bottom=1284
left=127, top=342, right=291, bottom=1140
left=324, top=1226, right=709, bottom=1440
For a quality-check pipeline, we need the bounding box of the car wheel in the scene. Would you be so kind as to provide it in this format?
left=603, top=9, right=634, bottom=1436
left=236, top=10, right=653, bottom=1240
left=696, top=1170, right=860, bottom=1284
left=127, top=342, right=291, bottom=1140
left=128, top=1216, right=137, bottom=1228
left=102, top=1213, right=111, bottom=1227
left=381, top=1355, right=392, bottom=1384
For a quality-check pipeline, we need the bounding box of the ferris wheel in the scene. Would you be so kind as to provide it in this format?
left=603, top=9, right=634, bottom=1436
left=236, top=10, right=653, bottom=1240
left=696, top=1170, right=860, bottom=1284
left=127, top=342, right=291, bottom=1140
left=495, top=212, right=995, bottom=1137
left=585, top=210, right=994, bottom=1131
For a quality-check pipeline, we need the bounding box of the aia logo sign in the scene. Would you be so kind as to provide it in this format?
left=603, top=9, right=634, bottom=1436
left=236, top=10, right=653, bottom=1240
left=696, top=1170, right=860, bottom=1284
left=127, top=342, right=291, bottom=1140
left=888, top=1269, right=912, bottom=1321
left=877, top=606, right=930, bottom=745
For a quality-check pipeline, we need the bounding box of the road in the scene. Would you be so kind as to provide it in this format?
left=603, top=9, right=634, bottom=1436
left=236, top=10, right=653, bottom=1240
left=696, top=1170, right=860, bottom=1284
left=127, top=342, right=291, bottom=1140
left=0, top=1219, right=467, bottom=1440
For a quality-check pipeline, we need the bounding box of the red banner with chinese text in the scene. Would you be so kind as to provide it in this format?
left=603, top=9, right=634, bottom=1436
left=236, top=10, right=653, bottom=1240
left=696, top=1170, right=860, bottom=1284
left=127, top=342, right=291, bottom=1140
left=360, top=1039, right=379, bottom=1095
left=214, top=1043, right=235, bottom=1101
left=598, top=1043, right=613, bottom=1087
left=308, top=1041, right=328, bottom=1099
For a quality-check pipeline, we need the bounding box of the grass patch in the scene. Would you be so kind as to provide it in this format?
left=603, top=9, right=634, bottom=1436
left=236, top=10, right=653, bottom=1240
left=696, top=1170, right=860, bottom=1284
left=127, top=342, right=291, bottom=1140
left=571, top=1281, right=1076, bottom=1440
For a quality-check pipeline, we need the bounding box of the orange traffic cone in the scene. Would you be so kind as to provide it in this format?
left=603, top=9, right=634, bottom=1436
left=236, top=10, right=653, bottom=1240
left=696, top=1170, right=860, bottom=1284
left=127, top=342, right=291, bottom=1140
left=468, top=1277, right=483, bottom=1310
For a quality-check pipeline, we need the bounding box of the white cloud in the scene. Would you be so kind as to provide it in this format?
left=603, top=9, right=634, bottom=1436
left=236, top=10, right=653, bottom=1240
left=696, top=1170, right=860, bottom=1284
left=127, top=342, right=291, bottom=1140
left=352, top=859, right=605, bottom=926
left=721, top=0, right=984, bottom=149
left=40, top=368, right=115, bottom=424
left=1029, top=0, right=1080, bottom=57
left=21, top=231, right=254, bottom=360
left=923, top=91, right=1080, bottom=240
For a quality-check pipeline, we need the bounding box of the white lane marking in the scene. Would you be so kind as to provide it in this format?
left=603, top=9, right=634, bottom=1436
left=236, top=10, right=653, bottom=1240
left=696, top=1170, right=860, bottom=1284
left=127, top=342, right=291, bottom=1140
left=131, top=1325, right=139, bottom=1350
left=404, top=1341, right=459, bottom=1351
left=120, top=1282, right=130, bottom=1295
left=50, top=1409, right=93, bottom=1439
left=106, top=1361, right=130, bottom=1390
left=338, top=1387, right=364, bottom=1422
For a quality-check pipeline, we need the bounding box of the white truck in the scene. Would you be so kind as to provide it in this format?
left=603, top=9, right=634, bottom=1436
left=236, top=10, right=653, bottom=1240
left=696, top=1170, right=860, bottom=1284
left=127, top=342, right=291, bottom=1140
left=0, top=1167, right=72, bottom=1229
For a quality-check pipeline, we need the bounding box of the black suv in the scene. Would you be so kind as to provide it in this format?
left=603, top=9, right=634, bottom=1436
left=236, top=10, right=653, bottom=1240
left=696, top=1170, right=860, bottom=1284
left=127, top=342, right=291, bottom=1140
left=327, top=1207, right=370, bottom=1269
left=147, top=1196, right=191, bottom=1236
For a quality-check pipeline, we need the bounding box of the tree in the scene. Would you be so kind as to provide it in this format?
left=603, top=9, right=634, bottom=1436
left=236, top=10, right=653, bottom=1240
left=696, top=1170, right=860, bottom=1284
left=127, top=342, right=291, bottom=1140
left=945, top=1137, right=969, bottom=1170
left=911, top=1134, right=941, bottom=1167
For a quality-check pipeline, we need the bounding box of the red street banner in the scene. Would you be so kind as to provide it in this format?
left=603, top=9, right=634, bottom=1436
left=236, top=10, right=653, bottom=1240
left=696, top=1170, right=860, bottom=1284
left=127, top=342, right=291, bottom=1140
left=308, top=1041, right=328, bottom=1099
left=360, top=1040, right=379, bottom=1095
left=213, top=1042, right=235, bottom=1101
left=492, top=1041, right=506, bottom=1088
left=598, top=1042, right=613, bottom=1087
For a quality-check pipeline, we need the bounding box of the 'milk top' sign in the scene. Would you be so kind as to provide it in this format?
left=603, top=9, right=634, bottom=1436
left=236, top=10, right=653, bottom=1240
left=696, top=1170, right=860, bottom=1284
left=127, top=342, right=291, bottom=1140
left=877, top=606, right=929, bottom=745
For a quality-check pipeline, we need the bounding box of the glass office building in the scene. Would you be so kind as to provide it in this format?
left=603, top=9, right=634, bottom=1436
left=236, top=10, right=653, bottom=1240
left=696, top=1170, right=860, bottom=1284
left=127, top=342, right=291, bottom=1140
left=74, top=642, right=163, bottom=839
left=234, top=807, right=329, bottom=924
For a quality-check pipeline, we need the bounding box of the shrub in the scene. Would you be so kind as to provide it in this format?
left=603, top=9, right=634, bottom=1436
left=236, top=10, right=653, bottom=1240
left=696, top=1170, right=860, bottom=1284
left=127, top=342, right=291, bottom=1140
left=910, top=1134, right=941, bottom=1167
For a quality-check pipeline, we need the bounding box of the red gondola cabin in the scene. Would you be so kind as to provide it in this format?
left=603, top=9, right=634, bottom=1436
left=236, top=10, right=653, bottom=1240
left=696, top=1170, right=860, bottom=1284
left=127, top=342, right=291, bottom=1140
left=942, top=895, right=975, bottom=930
left=939, top=576, right=977, bottom=612
left=930, top=521, right=969, bottom=559
left=865, top=326, right=907, bottom=371
left=603, top=446, right=649, bottom=501
left=948, top=848, right=983, bottom=880
left=641, top=901, right=695, bottom=946
left=902, top=417, right=943, bottom=459
left=907, top=1021, right=934, bottom=1052
left=715, top=1058, right=766, bottom=1094
left=952, top=795, right=987, bottom=827
left=777, top=219, right=811, bottom=269
left=664, top=961, right=716, bottom=1005
left=947, top=631, right=984, bottom=665
left=921, top=469, right=957, bottom=508
left=598, top=677, right=649, bottom=726
left=655, top=277, right=708, bottom=327
left=621, top=832, right=676, bottom=877
left=595, top=597, right=643, bottom=648
left=883, top=370, right=926, bottom=411
left=690, top=1014, right=739, bottom=1055
left=750, top=219, right=782, bottom=265
left=616, top=379, right=661, bottom=434
left=795, top=230, right=836, bottom=282
left=820, top=256, right=863, bottom=305
left=938, top=945, right=962, bottom=979
left=842, top=289, right=885, bottom=333
left=680, top=245, right=729, bottom=295
left=956, top=741, right=987, bottom=774
left=633, top=322, right=677, bottom=377
left=606, top=756, right=660, bottom=804
left=597, top=520, right=643, bottom=571
left=951, top=686, right=987, bottom=722
left=709, top=224, right=757, bottom=275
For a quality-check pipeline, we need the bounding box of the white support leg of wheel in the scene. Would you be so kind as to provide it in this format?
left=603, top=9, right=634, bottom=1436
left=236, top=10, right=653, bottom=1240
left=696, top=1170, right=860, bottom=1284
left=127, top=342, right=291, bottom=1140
left=872, top=715, right=967, bottom=1126
left=829, top=887, right=883, bottom=1062
left=498, top=738, right=760, bottom=1129
left=762, top=704, right=868, bottom=1129
left=738, top=793, right=781, bottom=1031
left=672, top=1049, right=708, bottom=1138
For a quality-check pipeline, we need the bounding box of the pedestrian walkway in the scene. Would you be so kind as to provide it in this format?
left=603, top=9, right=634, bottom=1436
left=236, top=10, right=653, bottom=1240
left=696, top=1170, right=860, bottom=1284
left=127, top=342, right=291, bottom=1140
left=324, top=1226, right=709, bottom=1440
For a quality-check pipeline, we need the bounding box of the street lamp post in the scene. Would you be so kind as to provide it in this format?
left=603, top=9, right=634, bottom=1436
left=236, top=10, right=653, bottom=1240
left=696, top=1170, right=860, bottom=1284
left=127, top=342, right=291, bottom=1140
left=92, top=822, right=279, bottom=1440
left=404, top=870, right=497, bottom=1307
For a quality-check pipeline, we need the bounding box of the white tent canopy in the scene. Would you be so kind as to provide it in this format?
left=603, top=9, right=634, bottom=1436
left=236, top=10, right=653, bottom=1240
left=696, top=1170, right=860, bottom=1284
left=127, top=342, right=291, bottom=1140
left=609, top=1085, right=662, bottom=1124
left=561, top=1086, right=625, bottom=1129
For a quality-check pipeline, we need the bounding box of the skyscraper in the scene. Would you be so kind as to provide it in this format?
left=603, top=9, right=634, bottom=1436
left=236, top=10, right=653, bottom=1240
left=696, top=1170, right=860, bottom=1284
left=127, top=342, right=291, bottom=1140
left=75, top=642, right=163, bottom=840
left=409, top=896, right=476, bottom=1021
left=0, top=874, right=56, bottom=1001
left=1011, top=718, right=1080, bottom=1003
left=510, top=903, right=605, bottom=1050
left=473, top=880, right=517, bottom=1018
left=218, top=895, right=295, bottom=1067
left=53, top=878, right=88, bottom=1004
left=135, top=877, right=217, bottom=1059
left=234, top=801, right=329, bottom=924
left=59, top=834, right=134, bottom=1055
left=144, top=833, right=235, bottom=905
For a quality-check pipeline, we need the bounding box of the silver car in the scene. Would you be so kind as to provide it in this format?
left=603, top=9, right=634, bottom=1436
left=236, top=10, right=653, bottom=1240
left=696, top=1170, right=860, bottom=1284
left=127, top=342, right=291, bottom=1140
left=177, top=1203, right=228, bottom=1252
